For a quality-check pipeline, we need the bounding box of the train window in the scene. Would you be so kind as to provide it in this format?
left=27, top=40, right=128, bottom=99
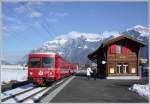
left=42, top=58, right=54, bottom=68
left=30, top=58, right=41, bottom=68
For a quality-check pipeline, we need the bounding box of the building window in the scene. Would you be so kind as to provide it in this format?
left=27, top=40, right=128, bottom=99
left=110, top=44, right=129, bottom=54
left=131, top=68, right=136, bottom=73
left=117, top=63, right=128, bottom=74
left=110, top=68, right=114, bottom=73
left=116, top=45, right=122, bottom=53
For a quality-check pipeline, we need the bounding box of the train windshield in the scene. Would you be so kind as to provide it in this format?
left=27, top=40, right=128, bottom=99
left=42, top=57, right=54, bottom=68
left=30, top=58, right=41, bottom=68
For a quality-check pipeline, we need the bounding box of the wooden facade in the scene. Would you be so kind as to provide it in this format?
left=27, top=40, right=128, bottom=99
left=88, top=35, right=145, bottom=78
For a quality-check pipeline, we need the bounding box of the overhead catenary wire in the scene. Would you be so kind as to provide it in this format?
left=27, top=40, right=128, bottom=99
left=20, top=2, right=74, bottom=46
left=20, top=2, right=56, bottom=40
left=3, top=4, right=39, bottom=46
left=34, top=4, right=70, bottom=50
left=32, top=3, right=58, bottom=38
left=3, top=2, right=63, bottom=58
left=3, top=3, right=57, bottom=55
left=21, top=2, right=65, bottom=54
left=2, top=3, right=63, bottom=63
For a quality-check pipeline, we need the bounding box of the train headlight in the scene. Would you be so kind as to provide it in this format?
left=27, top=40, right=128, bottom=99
left=39, top=70, right=43, bottom=75
left=30, top=72, right=33, bottom=75
left=49, top=72, right=53, bottom=75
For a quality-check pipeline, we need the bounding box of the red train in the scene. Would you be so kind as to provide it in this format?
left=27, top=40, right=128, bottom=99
left=27, top=52, right=77, bottom=85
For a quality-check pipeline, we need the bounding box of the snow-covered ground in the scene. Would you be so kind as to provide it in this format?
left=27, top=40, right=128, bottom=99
left=1, top=83, right=35, bottom=99
left=1, top=68, right=28, bottom=83
left=129, top=84, right=149, bottom=99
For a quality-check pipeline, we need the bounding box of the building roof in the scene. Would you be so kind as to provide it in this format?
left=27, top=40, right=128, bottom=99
left=88, top=34, right=146, bottom=61
left=103, top=35, right=145, bottom=46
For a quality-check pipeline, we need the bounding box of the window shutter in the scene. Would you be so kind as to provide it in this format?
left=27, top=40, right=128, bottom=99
left=123, top=44, right=129, bottom=54
left=110, top=44, right=116, bottom=54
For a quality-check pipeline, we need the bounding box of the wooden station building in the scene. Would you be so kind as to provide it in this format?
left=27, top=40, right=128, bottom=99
left=88, top=35, right=145, bottom=79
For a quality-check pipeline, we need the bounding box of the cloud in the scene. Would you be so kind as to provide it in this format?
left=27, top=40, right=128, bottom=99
left=14, top=4, right=42, bottom=18
left=3, top=23, right=26, bottom=34
left=14, top=3, right=68, bottom=19
left=30, top=11, right=42, bottom=18
left=3, top=25, right=9, bottom=33
left=2, top=15, right=24, bottom=29
left=49, top=18, right=58, bottom=22
left=14, top=6, right=27, bottom=14
left=26, top=2, right=45, bottom=7
left=2, top=14, right=26, bottom=34
left=49, top=12, right=69, bottom=17
left=2, top=15, right=17, bottom=22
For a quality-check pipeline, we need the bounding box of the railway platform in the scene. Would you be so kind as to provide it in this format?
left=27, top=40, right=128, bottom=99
left=40, top=74, right=148, bottom=103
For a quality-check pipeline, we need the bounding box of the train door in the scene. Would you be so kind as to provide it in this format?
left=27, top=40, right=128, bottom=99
left=55, top=56, right=61, bottom=80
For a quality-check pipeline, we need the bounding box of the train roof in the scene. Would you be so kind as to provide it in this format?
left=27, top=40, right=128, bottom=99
left=30, top=52, right=57, bottom=55
left=29, top=51, right=76, bottom=65
left=29, top=52, right=58, bottom=57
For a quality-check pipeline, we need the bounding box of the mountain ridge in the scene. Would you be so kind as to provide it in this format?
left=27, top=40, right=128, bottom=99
left=15, top=25, right=149, bottom=64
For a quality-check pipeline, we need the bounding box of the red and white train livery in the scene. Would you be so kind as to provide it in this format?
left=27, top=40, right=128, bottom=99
left=28, top=52, right=77, bottom=85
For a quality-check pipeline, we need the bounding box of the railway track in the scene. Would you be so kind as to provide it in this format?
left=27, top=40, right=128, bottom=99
left=1, top=79, right=65, bottom=103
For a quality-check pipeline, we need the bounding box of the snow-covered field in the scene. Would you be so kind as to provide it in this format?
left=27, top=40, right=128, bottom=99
left=129, top=84, right=149, bottom=99
left=1, top=68, right=28, bottom=83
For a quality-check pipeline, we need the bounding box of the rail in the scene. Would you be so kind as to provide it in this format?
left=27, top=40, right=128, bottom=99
left=1, top=79, right=65, bottom=103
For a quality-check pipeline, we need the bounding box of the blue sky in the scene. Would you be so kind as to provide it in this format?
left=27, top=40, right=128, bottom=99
left=2, top=2, right=148, bottom=63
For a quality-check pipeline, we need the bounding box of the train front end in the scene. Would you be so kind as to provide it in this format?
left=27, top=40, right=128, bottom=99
left=28, top=53, right=56, bottom=86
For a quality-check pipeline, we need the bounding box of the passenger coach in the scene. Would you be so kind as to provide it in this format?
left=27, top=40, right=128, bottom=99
left=28, top=52, right=76, bottom=85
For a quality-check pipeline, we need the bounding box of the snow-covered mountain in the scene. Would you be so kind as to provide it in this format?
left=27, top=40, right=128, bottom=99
left=126, top=25, right=148, bottom=37
left=18, top=25, right=149, bottom=64
left=33, top=31, right=103, bottom=64
left=123, top=25, right=149, bottom=59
